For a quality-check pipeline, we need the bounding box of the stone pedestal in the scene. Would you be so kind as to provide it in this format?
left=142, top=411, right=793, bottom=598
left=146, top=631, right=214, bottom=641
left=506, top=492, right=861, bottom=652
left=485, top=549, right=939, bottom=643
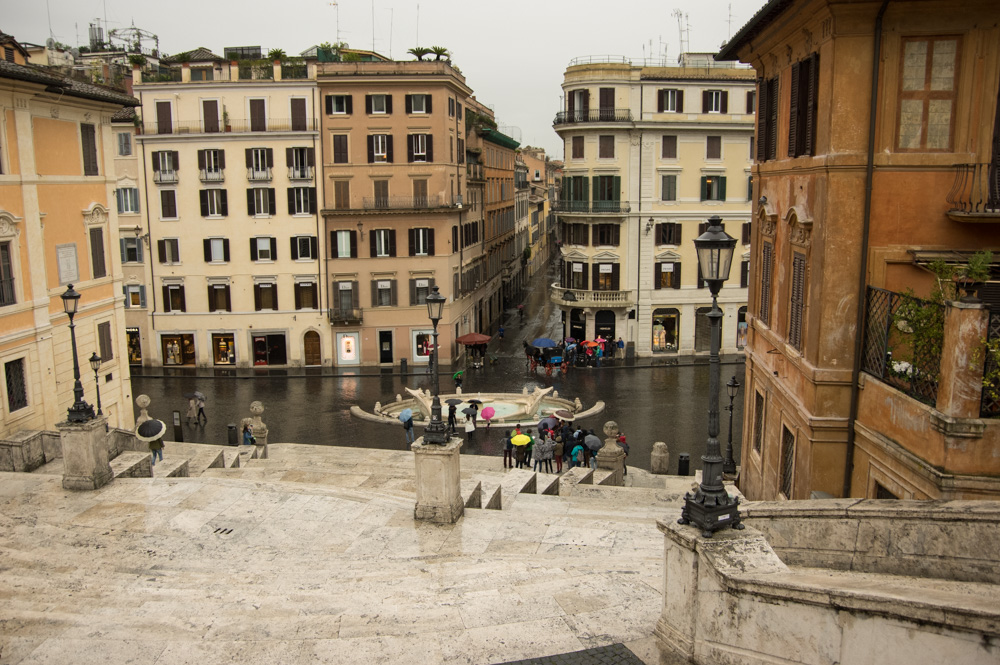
left=596, top=420, right=625, bottom=486
left=60, top=416, right=113, bottom=491
left=650, top=441, right=670, bottom=474
left=413, top=436, right=464, bottom=523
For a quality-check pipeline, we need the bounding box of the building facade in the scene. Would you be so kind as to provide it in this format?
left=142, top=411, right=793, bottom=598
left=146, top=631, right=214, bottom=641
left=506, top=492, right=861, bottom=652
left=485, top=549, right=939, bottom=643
left=552, top=56, right=755, bottom=354
left=0, top=43, right=139, bottom=436
left=720, top=0, right=1000, bottom=500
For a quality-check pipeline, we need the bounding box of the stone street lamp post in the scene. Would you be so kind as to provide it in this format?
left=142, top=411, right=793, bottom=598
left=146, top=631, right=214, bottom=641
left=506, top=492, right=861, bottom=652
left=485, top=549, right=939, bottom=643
left=423, top=286, right=448, bottom=444
left=723, top=374, right=740, bottom=475
left=89, top=352, right=103, bottom=416
left=61, top=285, right=95, bottom=423
left=679, top=217, right=744, bottom=537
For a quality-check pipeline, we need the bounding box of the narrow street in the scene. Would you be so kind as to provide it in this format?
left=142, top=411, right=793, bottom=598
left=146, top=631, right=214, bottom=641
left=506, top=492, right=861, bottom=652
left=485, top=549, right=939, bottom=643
left=132, top=260, right=744, bottom=472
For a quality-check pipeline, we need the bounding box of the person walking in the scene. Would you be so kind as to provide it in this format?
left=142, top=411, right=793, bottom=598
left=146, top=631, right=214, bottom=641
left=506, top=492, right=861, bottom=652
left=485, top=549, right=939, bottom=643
left=617, top=337, right=625, bottom=359
left=541, top=435, right=554, bottom=474
left=553, top=436, right=564, bottom=473
left=185, top=398, right=197, bottom=425
left=196, top=396, right=207, bottom=425
left=570, top=442, right=585, bottom=468
left=498, top=325, right=504, bottom=341
left=503, top=430, right=514, bottom=469
left=584, top=429, right=602, bottom=468
left=403, top=415, right=415, bottom=444
left=448, top=403, right=458, bottom=434
left=464, top=415, right=476, bottom=446
left=242, top=423, right=256, bottom=446
left=618, top=431, right=629, bottom=476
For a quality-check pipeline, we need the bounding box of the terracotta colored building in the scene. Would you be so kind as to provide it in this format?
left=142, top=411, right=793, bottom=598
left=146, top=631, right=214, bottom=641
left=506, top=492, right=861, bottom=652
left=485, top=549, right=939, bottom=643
left=719, top=0, right=1000, bottom=500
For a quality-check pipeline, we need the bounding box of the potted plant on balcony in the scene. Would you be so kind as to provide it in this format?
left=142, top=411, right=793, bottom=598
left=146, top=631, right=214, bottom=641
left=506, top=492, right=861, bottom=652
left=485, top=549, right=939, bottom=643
left=407, top=47, right=431, bottom=61
left=222, top=107, right=231, bottom=133
left=954, top=250, right=993, bottom=302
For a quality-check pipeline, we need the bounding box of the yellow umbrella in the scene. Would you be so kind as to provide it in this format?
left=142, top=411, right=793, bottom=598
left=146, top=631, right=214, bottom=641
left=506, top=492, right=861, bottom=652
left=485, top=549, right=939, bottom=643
left=511, top=434, right=531, bottom=446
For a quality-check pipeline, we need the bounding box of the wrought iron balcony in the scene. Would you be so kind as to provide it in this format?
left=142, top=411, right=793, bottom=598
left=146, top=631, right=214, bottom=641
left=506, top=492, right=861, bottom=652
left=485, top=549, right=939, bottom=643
left=288, top=166, right=314, bottom=181
left=247, top=167, right=272, bottom=182
left=553, top=200, right=631, bottom=215
left=549, top=283, right=634, bottom=308
left=361, top=195, right=447, bottom=210
left=947, top=163, right=1000, bottom=221
left=153, top=170, right=178, bottom=184
left=199, top=168, right=224, bottom=183
left=0, top=276, right=15, bottom=307
left=553, top=109, right=633, bottom=125
left=329, top=307, right=363, bottom=325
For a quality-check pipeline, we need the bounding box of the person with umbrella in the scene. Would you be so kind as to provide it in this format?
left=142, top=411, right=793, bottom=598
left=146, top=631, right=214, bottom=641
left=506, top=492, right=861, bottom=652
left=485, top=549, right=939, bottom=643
left=448, top=402, right=458, bottom=434
left=453, top=371, right=463, bottom=390
left=196, top=393, right=207, bottom=425
left=481, top=406, right=495, bottom=430
left=463, top=411, right=476, bottom=445
left=511, top=432, right=531, bottom=468
left=136, top=418, right=166, bottom=466
left=584, top=429, right=603, bottom=468
left=399, top=408, right=415, bottom=444
left=467, top=399, right=481, bottom=426
left=185, top=396, right=198, bottom=425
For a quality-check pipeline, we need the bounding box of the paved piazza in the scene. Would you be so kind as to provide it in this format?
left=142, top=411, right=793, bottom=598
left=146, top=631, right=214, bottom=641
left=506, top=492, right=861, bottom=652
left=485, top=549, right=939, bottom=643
left=0, top=443, right=680, bottom=664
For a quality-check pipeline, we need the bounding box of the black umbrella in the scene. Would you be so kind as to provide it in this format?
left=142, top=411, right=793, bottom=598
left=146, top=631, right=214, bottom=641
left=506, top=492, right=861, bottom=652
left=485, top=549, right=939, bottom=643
left=462, top=407, right=476, bottom=416
left=584, top=433, right=603, bottom=451
left=467, top=399, right=483, bottom=405
left=445, top=398, right=463, bottom=406
left=183, top=391, right=206, bottom=401
left=135, top=419, right=166, bottom=443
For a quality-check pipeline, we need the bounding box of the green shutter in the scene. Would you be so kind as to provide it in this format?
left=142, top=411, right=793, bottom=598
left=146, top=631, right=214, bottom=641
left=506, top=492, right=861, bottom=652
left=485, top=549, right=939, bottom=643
left=719, top=177, right=727, bottom=201
left=700, top=177, right=708, bottom=201
left=613, top=176, right=621, bottom=202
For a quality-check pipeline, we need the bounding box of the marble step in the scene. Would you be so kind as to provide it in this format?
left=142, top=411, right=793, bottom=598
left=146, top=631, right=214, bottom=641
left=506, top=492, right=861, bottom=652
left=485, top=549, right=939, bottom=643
left=109, top=450, right=152, bottom=479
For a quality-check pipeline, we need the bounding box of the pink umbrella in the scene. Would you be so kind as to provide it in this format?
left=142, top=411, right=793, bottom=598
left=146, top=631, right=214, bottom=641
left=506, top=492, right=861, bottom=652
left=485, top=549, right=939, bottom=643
left=481, top=406, right=495, bottom=420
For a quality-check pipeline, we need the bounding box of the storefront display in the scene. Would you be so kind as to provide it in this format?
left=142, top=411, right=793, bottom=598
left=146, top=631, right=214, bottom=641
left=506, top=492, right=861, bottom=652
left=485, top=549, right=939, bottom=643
left=213, top=333, right=236, bottom=365
left=126, top=327, right=142, bottom=365
left=161, top=334, right=195, bottom=365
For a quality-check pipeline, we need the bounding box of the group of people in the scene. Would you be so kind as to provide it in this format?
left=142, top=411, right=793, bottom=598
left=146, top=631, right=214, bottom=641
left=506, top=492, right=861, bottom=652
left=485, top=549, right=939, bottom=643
left=185, top=396, right=207, bottom=425
left=501, top=421, right=629, bottom=476
left=523, top=336, right=627, bottom=374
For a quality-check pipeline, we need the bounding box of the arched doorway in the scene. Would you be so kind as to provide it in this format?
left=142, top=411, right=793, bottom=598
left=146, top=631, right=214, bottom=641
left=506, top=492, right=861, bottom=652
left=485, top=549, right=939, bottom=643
left=304, top=331, right=321, bottom=366
left=595, top=310, right=616, bottom=340
left=569, top=309, right=586, bottom=341
left=694, top=307, right=712, bottom=352
left=652, top=308, right=679, bottom=353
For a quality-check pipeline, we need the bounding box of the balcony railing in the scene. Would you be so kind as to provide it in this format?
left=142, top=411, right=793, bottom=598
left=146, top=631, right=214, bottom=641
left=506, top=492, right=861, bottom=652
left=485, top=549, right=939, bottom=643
left=281, top=64, right=308, bottom=79
left=142, top=118, right=318, bottom=135
left=947, top=163, right=1000, bottom=220
left=329, top=307, right=363, bottom=325
left=153, top=170, right=178, bottom=184
left=553, top=109, right=633, bottom=125
left=199, top=168, right=224, bottom=183
left=0, top=276, right=15, bottom=307
left=467, top=163, right=484, bottom=181
left=549, top=282, right=634, bottom=308
left=361, top=195, right=447, bottom=210
left=553, top=200, right=631, bottom=214
left=247, top=167, right=272, bottom=182
left=288, top=166, right=314, bottom=181
left=238, top=63, right=274, bottom=80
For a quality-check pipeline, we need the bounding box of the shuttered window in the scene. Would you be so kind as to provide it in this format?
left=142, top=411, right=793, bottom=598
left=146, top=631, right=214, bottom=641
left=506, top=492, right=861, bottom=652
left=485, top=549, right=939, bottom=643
left=707, top=135, right=722, bottom=159
left=654, top=262, right=682, bottom=289
left=757, top=77, right=779, bottom=162
left=81, top=123, right=99, bottom=175
left=97, top=321, right=113, bottom=360
left=572, top=136, right=584, bottom=159
left=662, top=135, right=677, bottom=159
left=788, top=53, right=820, bottom=157
left=332, top=135, right=349, bottom=163
left=788, top=253, right=806, bottom=350
left=331, top=230, right=357, bottom=259
left=661, top=175, right=677, bottom=201
left=759, top=241, right=774, bottom=325
left=207, top=284, right=231, bottom=312
left=753, top=391, right=765, bottom=453
left=89, top=228, right=106, bottom=279
left=780, top=426, right=795, bottom=498
left=656, top=223, right=681, bottom=245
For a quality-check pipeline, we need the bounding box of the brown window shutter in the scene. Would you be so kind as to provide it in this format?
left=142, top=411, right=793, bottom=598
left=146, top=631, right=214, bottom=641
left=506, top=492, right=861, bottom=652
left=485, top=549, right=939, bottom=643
left=702, top=90, right=711, bottom=113
left=408, top=228, right=416, bottom=256
left=350, top=231, right=357, bottom=257
left=247, top=189, right=255, bottom=215
left=788, top=61, right=801, bottom=157
left=367, top=135, right=375, bottom=163
left=250, top=238, right=258, bottom=261
left=388, top=230, right=396, bottom=257
left=365, top=95, right=373, bottom=114
left=427, top=228, right=435, bottom=255
left=203, top=100, right=219, bottom=133
left=369, top=230, right=377, bottom=257
left=207, top=285, right=216, bottom=312
left=386, top=135, right=394, bottom=162
left=220, top=190, right=228, bottom=216
left=151, top=151, right=160, bottom=171
left=720, top=91, right=728, bottom=114
left=747, top=90, right=755, bottom=114
left=673, top=263, right=682, bottom=289
left=219, top=149, right=226, bottom=169
left=657, top=90, right=664, bottom=112
left=200, top=190, right=209, bottom=216
left=767, top=78, right=778, bottom=160
left=345, top=96, right=353, bottom=114
left=245, top=148, right=253, bottom=168
left=254, top=284, right=262, bottom=310
left=223, top=238, right=230, bottom=261
left=197, top=150, right=206, bottom=170
left=804, top=53, right=819, bottom=156
left=286, top=147, right=293, bottom=166
left=676, top=90, right=684, bottom=113
left=307, top=147, right=315, bottom=166
left=268, top=188, right=276, bottom=216
left=426, top=135, right=433, bottom=162
left=162, top=285, right=170, bottom=311
left=756, top=80, right=767, bottom=162
left=291, top=98, right=306, bottom=131
left=266, top=148, right=273, bottom=168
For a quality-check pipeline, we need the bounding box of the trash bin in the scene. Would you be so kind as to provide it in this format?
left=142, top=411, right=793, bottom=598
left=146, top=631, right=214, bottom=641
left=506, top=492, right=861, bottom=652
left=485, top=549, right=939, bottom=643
left=400, top=358, right=408, bottom=374
left=678, top=452, right=690, bottom=476
left=227, top=424, right=238, bottom=446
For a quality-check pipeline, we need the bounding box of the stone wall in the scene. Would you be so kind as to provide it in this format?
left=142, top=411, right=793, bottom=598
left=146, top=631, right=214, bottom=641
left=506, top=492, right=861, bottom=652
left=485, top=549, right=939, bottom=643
left=655, top=500, right=1000, bottom=664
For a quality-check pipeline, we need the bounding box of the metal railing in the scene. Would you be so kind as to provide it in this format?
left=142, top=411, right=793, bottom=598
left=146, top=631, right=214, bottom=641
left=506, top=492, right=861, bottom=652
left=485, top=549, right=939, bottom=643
left=553, top=109, right=633, bottom=125
left=281, top=64, right=308, bottom=79
left=142, top=118, right=317, bottom=135
left=247, top=167, right=272, bottom=182
left=288, top=166, right=314, bottom=181
left=861, top=286, right=942, bottom=406
left=0, top=276, right=15, bottom=307
left=361, top=195, right=446, bottom=210
left=199, top=169, right=224, bottom=183
left=329, top=307, right=363, bottom=324
left=549, top=282, right=634, bottom=308
left=553, top=200, right=631, bottom=214
left=153, top=170, right=178, bottom=184
left=238, top=63, right=274, bottom=80
left=947, top=163, right=1000, bottom=215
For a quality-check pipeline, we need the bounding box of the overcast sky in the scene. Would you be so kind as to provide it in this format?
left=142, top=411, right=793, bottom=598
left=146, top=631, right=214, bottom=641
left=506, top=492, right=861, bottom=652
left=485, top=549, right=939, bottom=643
left=7, top=0, right=766, bottom=156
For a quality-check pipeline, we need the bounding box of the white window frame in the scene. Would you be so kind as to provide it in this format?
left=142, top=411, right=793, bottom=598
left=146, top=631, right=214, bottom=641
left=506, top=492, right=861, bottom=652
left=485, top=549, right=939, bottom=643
left=373, top=134, right=388, bottom=162
left=124, top=284, right=145, bottom=308
left=335, top=230, right=352, bottom=258
left=374, top=229, right=391, bottom=257
left=208, top=237, right=227, bottom=263
left=412, top=134, right=428, bottom=162
left=294, top=236, right=314, bottom=259
left=706, top=90, right=723, bottom=113
left=375, top=280, right=392, bottom=306
left=411, top=94, right=428, bottom=114
left=661, top=174, right=678, bottom=202
left=162, top=238, right=180, bottom=264
left=204, top=149, right=223, bottom=177
left=206, top=189, right=225, bottom=217
left=253, top=188, right=271, bottom=217
left=117, top=187, right=140, bottom=214
left=371, top=94, right=388, bottom=114
left=290, top=147, right=310, bottom=178
left=291, top=187, right=311, bottom=215
left=329, top=95, right=349, bottom=114
left=413, top=228, right=430, bottom=256
left=255, top=237, right=273, bottom=261
left=250, top=148, right=269, bottom=179
left=157, top=151, right=176, bottom=173
left=117, top=132, right=132, bottom=156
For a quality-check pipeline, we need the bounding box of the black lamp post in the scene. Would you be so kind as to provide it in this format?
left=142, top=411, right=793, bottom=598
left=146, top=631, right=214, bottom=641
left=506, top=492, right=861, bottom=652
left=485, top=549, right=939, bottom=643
left=723, top=374, right=740, bottom=475
left=61, top=284, right=95, bottom=423
left=89, top=352, right=103, bottom=416
left=423, top=286, right=448, bottom=444
left=679, top=216, right=744, bottom=537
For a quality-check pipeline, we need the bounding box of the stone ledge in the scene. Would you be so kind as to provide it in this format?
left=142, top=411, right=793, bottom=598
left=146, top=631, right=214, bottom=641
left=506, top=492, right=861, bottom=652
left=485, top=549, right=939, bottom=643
left=930, top=411, right=986, bottom=438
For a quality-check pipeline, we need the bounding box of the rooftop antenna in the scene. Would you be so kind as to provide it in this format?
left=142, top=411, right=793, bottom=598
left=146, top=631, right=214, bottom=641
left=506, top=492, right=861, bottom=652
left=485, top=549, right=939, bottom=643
left=388, top=8, right=393, bottom=59
left=727, top=3, right=734, bottom=39
left=416, top=4, right=420, bottom=46
left=371, top=0, right=375, bottom=52
left=672, top=8, right=689, bottom=57
left=47, top=0, right=54, bottom=40
left=328, top=2, right=340, bottom=45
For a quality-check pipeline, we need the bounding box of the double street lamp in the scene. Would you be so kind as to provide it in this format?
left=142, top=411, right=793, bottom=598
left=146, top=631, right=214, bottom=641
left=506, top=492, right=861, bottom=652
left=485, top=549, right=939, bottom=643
left=679, top=216, right=744, bottom=537
left=60, top=284, right=96, bottom=423
left=89, top=352, right=103, bottom=416
left=423, top=286, right=448, bottom=444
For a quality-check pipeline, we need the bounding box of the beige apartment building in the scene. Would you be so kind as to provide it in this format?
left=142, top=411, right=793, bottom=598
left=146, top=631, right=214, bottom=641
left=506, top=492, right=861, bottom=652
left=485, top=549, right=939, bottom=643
left=131, top=50, right=324, bottom=368
left=0, top=37, right=138, bottom=436
left=552, top=54, right=755, bottom=355
left=521, top=146, right=557, bottom=283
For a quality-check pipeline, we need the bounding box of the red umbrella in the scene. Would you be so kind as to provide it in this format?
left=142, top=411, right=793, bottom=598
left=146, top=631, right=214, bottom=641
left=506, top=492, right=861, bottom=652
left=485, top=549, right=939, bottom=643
left=456, top=332, right=491, bottom=345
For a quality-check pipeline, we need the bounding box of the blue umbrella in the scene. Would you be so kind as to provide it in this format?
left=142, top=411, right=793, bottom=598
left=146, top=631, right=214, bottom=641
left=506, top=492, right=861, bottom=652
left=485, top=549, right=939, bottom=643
left=398, top=408, right=413, bottom=422
left=565, top=343, right=578, bottom=351
left=532, top=337, right=558, bottom=348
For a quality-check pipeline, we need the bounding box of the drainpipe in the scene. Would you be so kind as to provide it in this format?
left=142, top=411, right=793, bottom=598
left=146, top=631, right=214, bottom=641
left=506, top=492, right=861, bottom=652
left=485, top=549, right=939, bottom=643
left=843, top=0, right=890, bottom=498
left=137, top=90, right=157, bottom=332
left=311, top=86, right=323, bottom=326
left=635, top=82, right=643, bottom=350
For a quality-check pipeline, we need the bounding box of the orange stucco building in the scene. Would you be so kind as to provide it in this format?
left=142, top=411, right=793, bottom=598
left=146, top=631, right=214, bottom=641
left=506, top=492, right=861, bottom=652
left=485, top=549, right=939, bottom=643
left=719, top=0, right=1000, bottom=500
